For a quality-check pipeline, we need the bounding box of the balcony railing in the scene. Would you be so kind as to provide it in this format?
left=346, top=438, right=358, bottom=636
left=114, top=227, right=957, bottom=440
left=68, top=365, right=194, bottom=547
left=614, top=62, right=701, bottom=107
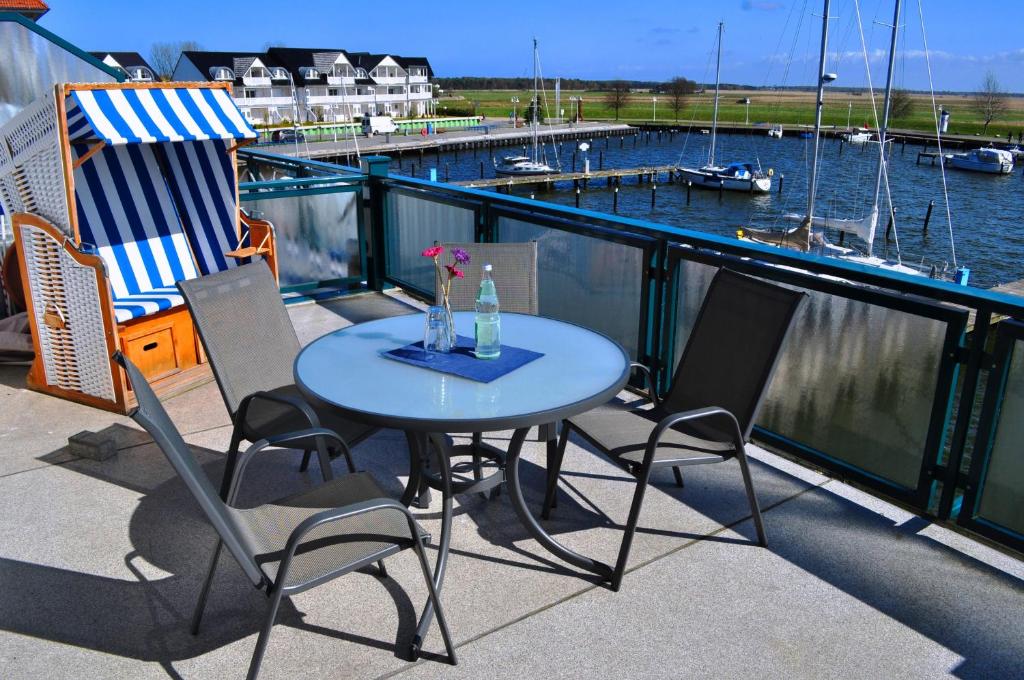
left=242, top=76, right=271, bottom=87
left=238, top=96, right=291, bottom=107
left=236, top=147, right=1024, bottom=558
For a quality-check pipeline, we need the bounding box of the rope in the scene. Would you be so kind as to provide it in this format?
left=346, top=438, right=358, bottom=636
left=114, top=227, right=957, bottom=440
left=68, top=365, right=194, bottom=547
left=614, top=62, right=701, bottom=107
left=916, top=0, right=957, bottom=268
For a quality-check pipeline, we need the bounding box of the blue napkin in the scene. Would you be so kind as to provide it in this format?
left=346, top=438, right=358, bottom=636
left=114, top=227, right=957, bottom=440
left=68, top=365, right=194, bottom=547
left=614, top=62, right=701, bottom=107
left=382, top=334, right=543, bottom=383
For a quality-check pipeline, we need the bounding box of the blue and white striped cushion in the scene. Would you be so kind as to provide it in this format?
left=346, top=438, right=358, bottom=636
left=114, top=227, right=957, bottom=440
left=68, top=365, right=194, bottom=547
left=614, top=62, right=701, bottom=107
left=112, top=288, right=185, bottom=323
left=163, top=139, right=241, bottom=275
left=73, top=143, right=199, bottom=320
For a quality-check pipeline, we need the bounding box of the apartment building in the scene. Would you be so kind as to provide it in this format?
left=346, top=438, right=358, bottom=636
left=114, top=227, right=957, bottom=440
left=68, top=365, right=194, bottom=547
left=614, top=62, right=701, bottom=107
left=172, top=48, right=433, bottom=125
left=90, top=52, right=156, bottom=82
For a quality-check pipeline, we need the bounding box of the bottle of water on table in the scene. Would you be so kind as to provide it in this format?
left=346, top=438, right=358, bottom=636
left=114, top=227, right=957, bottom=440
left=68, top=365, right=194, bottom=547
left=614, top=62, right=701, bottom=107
left=475, top=264, right=501, bottom=359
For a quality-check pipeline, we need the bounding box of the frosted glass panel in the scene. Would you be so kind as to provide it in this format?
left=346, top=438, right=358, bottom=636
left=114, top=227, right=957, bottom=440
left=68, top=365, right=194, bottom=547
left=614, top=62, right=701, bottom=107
left=386, top=193, right=474, bottom=293
left=498, top=217, right=643, bottom=358
left=977, top=343, right=1024, bottom=535
left=674, top=263, right=949, bottom=489
left=242, top=191, right=360, bottom=287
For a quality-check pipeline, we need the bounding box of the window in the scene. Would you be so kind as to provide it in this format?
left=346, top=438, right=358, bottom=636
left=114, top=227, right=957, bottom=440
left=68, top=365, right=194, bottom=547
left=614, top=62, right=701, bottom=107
left=211, top=66, right=235, bottom=81
left=130, top=66, right=154, bottom=81
left=355, top=68, right=367, bottom=78
left=270, top=67, right=289, bottom=80
left=304, top=68, right=319, bottom=80
left=244, top=89, right=256, bottom=98
left=328, top=88, right=339, bottom=97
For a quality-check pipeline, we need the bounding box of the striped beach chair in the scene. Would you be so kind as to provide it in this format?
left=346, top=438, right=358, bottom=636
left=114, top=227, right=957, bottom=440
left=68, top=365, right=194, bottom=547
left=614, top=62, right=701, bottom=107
left=0, top=82, right=277, bottom=413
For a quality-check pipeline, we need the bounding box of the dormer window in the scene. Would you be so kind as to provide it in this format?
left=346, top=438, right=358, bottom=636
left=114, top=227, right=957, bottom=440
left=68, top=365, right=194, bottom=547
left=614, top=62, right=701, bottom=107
left=270, top=67, right=288, bottom=80
left=130, top=66, right=154, bottom=81
left=300, top=67, right=320, bottom=80
left=355, top=68, right=367, bottom=78
left=211, top=66, right=235, bottom=81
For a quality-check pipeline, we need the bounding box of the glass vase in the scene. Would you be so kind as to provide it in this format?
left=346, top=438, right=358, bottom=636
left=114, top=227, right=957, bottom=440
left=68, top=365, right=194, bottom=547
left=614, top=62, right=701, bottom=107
left=424, top=303, right=455, bottom=353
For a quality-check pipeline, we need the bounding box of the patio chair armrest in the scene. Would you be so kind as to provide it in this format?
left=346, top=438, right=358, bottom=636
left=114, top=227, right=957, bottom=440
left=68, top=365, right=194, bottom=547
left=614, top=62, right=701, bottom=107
left=630, top=362, right=660, bottom=406
left=235, top=389, right=322, bottom=433
left=227, top=428, right=349, bottom=505
left=644, top=406, right=744, bottom=467
left=277, top=499, right=421, bottom=582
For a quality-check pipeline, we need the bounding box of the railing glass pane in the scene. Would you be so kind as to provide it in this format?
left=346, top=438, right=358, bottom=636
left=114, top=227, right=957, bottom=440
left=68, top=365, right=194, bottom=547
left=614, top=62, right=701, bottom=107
left=976, top=341, right=1024, bottom=535
left=241, top=191, right=361, bottom=287
left=385, top=192, right=474, bottom=294
left=674, top=265, right=949, bottom=489
left=498, top=216, right=643, bottom=358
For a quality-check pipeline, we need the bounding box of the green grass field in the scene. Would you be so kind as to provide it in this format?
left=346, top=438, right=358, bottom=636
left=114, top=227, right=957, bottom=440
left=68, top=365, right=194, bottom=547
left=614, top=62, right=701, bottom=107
left=451, top=89, right=1024, bottom=139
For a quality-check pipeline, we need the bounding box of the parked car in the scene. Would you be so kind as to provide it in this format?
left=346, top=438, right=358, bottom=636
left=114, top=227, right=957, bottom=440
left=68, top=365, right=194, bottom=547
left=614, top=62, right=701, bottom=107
left=271, top=128, right=305, bottom=143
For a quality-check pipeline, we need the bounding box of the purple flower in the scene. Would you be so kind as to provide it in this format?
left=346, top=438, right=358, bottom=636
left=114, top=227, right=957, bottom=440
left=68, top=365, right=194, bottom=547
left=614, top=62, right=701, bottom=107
left=451, top=247, right=471, bottom=265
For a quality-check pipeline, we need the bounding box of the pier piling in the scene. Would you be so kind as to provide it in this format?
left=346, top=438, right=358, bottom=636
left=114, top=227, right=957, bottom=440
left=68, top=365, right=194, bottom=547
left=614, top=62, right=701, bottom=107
left=778, top=174, right=784, bottom=195
left=718, top=180, right=724, bottom=202
left=686, top=180, right=692, bottom=205
left=599, top=150, right=604, bottom=170
left=651, top=184, right=657, bottom=207
left=923, top=199, right=934, bottom=234
left=613, top=186, right=619, bottom=212
left=480, top=161, right=484, bottom=178
left=575, top=187, right=581, bottom=208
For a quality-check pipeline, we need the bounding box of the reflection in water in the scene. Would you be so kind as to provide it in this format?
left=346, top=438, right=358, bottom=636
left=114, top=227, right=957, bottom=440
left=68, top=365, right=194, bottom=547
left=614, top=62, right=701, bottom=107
left=675, top=260, right=954, bottom=489
left=977, top=343, right=1024, bottom=534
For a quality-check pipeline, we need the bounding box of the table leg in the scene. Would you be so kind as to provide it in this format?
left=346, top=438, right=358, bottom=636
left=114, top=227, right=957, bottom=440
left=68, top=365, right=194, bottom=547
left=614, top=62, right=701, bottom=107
left=400, top=430, right=425, bottom=508
left=410, top=431, right=454, bottom=660
left=505, top=426, right=614, bottom=583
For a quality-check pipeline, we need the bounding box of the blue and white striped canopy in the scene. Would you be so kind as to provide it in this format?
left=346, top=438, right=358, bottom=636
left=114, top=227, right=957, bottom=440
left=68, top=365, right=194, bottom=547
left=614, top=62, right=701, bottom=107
left=66, top=87, right=257, bottom=146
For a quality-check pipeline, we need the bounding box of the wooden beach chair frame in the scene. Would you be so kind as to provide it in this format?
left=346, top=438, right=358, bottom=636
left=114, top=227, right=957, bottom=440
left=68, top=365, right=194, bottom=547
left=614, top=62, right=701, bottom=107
left=0, top=82, right=277, bottom=413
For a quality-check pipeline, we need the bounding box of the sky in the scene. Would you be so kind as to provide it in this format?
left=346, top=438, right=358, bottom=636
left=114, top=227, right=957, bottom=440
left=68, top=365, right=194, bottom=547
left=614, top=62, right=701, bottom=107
left=39, top=0, right=1023, bottom=92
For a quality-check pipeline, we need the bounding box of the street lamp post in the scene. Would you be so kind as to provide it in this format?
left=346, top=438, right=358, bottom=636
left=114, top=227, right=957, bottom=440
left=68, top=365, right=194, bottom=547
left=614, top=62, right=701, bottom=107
left=652, top=96, right=657, bottom=122
left=743, top=97, right=750, bottom=125
left=511, top=96, right=520, bottom=127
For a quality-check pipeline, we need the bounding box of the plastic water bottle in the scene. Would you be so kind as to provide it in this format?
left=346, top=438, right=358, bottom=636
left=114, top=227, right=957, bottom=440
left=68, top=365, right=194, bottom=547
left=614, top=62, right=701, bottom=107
left=474, top=264, right=501, bottom=359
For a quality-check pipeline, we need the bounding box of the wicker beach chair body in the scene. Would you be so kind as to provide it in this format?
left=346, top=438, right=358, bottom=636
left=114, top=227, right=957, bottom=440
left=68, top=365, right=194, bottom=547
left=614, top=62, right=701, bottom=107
left=0, top=82, right=277, bottom=412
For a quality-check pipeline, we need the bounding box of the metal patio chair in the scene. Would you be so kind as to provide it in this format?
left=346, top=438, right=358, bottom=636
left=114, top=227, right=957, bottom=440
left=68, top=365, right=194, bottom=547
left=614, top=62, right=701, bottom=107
left=433, top=242, right=539, bottom=498
left=178, top=262, right=374, bottom=497
left=542, top=268, right=805, bottom=591
left=114, top=352, right=456, bottom=680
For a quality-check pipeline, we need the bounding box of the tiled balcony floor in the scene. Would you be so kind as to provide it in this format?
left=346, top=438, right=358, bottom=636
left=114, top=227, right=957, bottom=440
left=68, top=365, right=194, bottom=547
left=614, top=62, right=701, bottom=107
left=0, top=291, right=1021, bottom=680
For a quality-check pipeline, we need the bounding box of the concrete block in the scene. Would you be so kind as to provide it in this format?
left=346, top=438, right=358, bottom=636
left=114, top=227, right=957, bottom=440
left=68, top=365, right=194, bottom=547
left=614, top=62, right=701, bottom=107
left=68, top=431, right=118, bottom=461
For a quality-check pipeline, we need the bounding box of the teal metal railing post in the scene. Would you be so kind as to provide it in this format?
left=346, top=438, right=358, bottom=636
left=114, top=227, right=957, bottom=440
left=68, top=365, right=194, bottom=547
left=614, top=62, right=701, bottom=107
left=361, top=155, right=391, bottom=291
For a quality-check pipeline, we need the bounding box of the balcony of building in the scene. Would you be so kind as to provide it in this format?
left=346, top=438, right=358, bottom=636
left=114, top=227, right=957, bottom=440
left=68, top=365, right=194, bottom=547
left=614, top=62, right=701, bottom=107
left=1, top=149, right=1021, bottom=679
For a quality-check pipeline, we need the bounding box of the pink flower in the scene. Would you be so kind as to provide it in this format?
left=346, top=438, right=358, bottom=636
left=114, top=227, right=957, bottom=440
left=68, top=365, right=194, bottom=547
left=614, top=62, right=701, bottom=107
left=445, top=264, right=465, bottom=279
left=422, top=245, right=444, bottom=258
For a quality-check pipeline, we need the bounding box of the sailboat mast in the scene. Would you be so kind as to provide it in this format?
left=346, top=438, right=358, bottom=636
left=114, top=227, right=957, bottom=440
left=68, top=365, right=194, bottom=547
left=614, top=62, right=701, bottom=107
left=865, top=0, right=902, bottom=256
left=806, top=0, right=832, bottom=227
left=532, top=37, right=539, bottom=164
left=709, top=22, right=723, bottom=167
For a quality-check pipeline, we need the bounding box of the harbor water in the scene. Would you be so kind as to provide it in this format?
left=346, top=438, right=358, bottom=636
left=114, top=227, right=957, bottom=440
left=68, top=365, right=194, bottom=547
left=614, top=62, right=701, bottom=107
left=389, top=130, right=1023, bottom=289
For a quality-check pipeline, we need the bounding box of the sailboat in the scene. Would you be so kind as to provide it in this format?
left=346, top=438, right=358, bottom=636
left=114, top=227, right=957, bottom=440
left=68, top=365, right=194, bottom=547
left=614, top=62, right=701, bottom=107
left=495, top=38, right=556, bottom=177
left=744, top=0, right=923, bottom=276
left=677, top=23, right=773, bottom=193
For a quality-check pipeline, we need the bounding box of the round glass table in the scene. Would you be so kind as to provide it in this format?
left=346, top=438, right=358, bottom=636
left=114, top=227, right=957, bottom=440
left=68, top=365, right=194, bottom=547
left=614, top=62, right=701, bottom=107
left=295, top=311, right=630, bottom=656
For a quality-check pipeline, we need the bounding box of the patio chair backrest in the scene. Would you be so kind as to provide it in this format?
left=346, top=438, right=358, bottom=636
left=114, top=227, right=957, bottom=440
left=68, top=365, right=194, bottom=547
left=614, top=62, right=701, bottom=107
left=177, top=262, right=300, bottom=416
left=664, top=268, right=805, bottom=441
left=161, top=139, right=242, bottom=276
left=72, top=142, right=199, bottom=299
left=439, top=242, right=538, bottom=315
left=114, top=351, right=265, bottom=587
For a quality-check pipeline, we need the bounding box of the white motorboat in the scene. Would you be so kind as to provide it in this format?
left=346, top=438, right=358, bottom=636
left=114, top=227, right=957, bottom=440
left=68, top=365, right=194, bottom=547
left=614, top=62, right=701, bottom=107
left=768, top=124, right=783, bottom=138
left=842, top=128, right=873, bottom=143
left=946, top=147, right=1014, bottom=174
left=678, top=23, right=773, bottom=194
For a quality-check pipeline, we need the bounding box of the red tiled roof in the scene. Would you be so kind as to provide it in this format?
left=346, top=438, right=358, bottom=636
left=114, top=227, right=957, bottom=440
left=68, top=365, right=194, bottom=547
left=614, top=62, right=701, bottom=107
left=0, top=0, right=49, bottom=11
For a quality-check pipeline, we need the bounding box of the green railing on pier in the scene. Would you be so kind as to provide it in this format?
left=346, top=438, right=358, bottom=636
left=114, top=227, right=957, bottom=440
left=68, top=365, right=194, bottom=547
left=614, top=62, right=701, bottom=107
left=237, top=148, right=1024, bottom=556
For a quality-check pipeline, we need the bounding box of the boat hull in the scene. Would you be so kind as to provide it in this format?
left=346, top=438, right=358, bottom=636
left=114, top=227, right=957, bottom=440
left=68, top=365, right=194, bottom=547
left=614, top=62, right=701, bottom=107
left=677, top=168, right=771, bottom=193
left=946, top=156, right=1014, bottom=174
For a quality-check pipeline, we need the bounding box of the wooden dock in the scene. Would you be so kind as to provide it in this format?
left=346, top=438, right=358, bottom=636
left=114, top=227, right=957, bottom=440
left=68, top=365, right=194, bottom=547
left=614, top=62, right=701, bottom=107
left=917, top=151, right=946, bottom=166
left=454, top=165, right=678, bottom=189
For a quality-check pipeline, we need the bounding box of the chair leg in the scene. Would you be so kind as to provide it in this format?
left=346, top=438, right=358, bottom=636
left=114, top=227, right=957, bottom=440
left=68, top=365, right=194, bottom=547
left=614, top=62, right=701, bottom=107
left=340, top=445, right=357, bottom=474
left=377, top=560, right=389, bottom=579
left=191, top=540, right=223, bottom=635
left=736, top=444, right=768, bottom=547
left=246, top=586, right=286, bottom=680
left=470, top=432, right=487, bottom=501
left=313, top=434, right=334, bottom=482
left=611, top=462, right=655, bottom=592
left=219, top=426, right=245, bottom=500
left=672, top=466, right=685, bottom=488
left=541, top=424, right=570, bottom=520
left=299, top=449, right=312, bottom=473
left=411, top=537, right=457, bottom=664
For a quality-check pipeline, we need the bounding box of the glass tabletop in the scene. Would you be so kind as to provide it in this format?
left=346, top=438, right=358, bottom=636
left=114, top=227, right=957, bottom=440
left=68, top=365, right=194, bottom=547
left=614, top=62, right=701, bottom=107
left=294, top=312, right=630, bottom=432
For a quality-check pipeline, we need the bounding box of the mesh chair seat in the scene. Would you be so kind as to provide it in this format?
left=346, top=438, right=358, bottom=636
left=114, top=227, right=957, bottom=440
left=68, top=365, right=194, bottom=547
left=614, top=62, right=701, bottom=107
left=241, top=384, right=379, bottom=450
left=240, top=472, right=428, bottom=589
left=567, top=401, right=735, bottom=467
